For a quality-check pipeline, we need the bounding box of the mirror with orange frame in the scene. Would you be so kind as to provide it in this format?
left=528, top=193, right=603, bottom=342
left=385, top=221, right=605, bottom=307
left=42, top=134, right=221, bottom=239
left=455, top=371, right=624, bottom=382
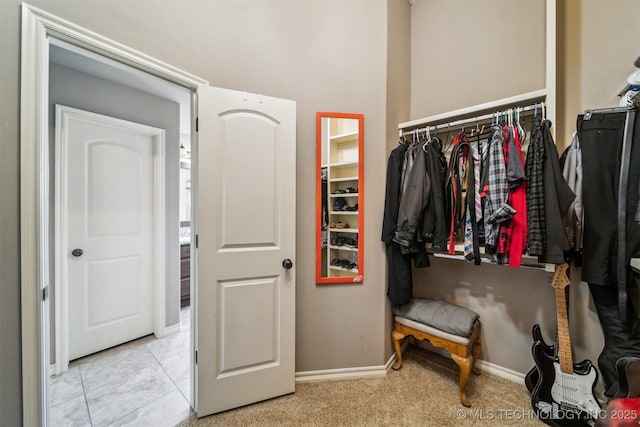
left=316, top=112, right=364, bottom=284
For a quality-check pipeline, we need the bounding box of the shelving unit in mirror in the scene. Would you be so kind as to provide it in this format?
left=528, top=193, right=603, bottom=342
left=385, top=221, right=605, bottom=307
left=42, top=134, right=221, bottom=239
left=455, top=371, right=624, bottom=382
left=317, top=113, right=364, bottom=284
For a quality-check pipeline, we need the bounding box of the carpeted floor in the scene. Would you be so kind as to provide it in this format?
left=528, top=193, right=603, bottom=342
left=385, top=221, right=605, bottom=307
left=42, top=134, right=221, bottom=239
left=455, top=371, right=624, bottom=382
left=179, top=345, right=545, bottom=426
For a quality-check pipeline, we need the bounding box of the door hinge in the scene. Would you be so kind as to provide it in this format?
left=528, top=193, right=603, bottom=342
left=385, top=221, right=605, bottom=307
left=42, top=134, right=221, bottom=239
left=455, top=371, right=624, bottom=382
left=195, top=234, right=199, bottom=249
left=195, top=350, right=198, bottom=364
left=42, top=286, right=49, bottom=302
left=196, top=117, right=199, bottom=132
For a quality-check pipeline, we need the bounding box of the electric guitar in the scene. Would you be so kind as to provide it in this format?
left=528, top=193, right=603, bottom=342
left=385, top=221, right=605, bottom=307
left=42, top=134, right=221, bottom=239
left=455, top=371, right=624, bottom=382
left=526, top=289, right=586, bottom=393
left=525, top=324, right=554, bottom=393
left=531, top=263, right=601, bottom=426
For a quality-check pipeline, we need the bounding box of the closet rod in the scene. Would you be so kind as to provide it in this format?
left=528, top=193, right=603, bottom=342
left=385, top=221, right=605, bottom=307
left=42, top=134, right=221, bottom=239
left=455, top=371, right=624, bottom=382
left=583, top=106, right=633, bottom=120
left=584, top=94, right=639, bottom=119
left=400, top=102, right=542, bottom=137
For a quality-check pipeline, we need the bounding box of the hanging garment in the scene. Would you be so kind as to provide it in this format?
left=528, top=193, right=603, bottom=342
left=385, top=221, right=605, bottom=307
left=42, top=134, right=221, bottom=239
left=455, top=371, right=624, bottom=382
left=561, top=132, right=583, bottom=255
left=539, top=119, right=575, bottom=264
left=577, top=111, right=640, bottom=287
left=477, top=136, right=491, bottom=246
left=579, top=110, right=640, bottom=398
left=421, top=137, right=448, bottom=251
left=463, top=142, right=481, bottom=264
left=525, top=117, right=546, bottom=257
left=484, top=125, right=514, bottom=254
left=507, top=126, right=528, bottom=267
left=382, top=143, right=407, bottom=244
left=383, top=143, right=413, bottom=305
left=393, top=144, right=431, bottom=252
left=496, top=126, right=514, bottom=257
left=321, top=167, right=329, bottom=228
left=588, top=283, right=640, bottom=398
left=445, top=133, right=469, bottom=255
left=400, top=142, right=417, bottom=197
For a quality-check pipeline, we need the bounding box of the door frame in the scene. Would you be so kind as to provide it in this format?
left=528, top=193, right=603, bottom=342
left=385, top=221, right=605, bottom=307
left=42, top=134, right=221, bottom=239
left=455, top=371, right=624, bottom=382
left=20, top=3, right=208, bottom=424
left=53, top=105, right=166, bottom=375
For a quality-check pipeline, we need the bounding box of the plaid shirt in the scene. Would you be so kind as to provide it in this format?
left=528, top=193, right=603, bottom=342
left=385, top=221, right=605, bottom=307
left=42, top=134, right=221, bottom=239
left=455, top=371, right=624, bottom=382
left=484, top=125, right=515, bottom=251
left=525, top=118, right=546, bottom=256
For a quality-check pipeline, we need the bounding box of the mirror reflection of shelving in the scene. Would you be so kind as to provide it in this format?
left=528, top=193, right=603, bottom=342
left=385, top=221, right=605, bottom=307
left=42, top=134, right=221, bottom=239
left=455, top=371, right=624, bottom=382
left=322, top=117, right=359, bottom=278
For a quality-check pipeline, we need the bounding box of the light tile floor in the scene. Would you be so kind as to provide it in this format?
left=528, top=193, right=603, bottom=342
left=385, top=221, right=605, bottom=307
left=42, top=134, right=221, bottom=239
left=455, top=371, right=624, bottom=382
left=49, top=307, right=194, bottom=426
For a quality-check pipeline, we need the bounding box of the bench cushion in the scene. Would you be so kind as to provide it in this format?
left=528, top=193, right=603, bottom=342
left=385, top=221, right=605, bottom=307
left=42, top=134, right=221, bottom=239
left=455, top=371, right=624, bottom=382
left=392, top=298, right=479, bottom=337
left=394, top=316, right=474, bottom=345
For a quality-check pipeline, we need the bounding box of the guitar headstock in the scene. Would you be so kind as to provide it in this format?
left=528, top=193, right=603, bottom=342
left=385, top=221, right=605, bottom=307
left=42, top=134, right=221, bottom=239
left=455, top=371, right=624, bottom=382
left=549, top=263, right=570, bottom=291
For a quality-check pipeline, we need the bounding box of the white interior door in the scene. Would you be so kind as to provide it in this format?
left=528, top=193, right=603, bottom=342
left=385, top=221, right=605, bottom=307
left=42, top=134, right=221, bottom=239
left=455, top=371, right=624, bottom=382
left=57, top=106, right=164, bottom=362
left=195, top=87, right=296, bottom=416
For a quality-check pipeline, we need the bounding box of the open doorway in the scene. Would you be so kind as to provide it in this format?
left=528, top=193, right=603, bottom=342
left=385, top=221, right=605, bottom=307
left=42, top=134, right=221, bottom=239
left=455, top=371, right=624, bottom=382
left=22, top=6, right=297, bottom=423
left=45, top=41, right=195, bottom=425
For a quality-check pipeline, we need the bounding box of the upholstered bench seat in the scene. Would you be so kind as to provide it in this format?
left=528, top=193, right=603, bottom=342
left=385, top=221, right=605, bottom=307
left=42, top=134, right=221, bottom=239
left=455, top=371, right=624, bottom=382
left=391, top=298, right=482, bottom=407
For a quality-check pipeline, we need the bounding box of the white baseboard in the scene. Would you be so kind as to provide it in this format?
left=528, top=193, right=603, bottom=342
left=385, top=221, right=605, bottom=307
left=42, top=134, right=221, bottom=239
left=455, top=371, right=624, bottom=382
left=49, top=364, right=57, bottom=377
left=415, top=341, right=525, bottom=384
left=159, top=323, right=182, bottom=338
left=296, top=340, right=408, bottom=383
left=296, top=364, right=388, bottom=383
left=475, top=359, right=525, bottom=384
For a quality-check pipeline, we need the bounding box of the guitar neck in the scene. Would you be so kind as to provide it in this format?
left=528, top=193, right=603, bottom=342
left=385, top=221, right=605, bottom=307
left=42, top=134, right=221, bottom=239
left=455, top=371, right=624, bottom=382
left=555, top=287, right=574, bottom=374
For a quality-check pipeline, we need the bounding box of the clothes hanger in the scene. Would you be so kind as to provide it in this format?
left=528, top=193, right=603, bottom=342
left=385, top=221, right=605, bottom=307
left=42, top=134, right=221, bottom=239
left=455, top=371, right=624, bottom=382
left=443, top=123, right=454, bottom=154
left=516, top=107, right=526, bottom=140
left=422, top=126, right=431, bottom=152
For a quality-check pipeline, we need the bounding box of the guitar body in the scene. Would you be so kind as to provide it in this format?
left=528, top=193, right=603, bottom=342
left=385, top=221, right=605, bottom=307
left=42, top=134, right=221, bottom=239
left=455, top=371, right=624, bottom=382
left=526, top=324, right=554, bottom=393
left=526, top=326, right=593, bottom=393
left=531, top=341, right=600, bottom=426
left=529, top=264, right=600, bottom=426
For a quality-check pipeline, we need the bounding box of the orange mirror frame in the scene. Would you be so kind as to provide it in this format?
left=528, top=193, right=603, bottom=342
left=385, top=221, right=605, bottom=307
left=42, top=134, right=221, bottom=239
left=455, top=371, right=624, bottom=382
left=315, top=112, right=364, bottom=284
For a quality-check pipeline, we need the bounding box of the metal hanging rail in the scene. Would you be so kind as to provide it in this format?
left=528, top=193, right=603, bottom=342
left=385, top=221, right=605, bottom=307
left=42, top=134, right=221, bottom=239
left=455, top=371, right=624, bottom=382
left=400, top=103, right=544, bottom=139
left=398, top=89, right=547, bottom=137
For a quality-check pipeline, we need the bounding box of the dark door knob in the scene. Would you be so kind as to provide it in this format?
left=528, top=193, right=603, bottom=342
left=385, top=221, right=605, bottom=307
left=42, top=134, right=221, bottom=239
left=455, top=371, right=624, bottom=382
left=71, top=248, right=84, bottom=257
left=282, top=259, right=293, bottom=269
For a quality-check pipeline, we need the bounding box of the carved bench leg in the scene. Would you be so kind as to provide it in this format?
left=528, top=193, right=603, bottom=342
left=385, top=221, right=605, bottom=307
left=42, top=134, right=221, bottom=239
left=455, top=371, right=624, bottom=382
left=391, top=330, right=405, bottom=370
left=471, top=339, right=481, bottom=375
left=451, top=353, right=473, bottom=407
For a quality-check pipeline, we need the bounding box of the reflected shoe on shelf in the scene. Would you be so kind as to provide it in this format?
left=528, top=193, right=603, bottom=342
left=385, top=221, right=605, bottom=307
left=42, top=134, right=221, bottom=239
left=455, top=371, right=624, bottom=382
left=344, top=237, right=358, bottom=248
left=333, top=198, right=347, bottom=211
left=330, top=221, right=349, bottom=229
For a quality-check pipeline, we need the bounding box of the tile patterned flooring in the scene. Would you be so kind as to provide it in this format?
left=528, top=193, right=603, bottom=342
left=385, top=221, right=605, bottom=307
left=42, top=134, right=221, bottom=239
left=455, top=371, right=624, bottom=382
left=49, top=307, right=194, bottom=426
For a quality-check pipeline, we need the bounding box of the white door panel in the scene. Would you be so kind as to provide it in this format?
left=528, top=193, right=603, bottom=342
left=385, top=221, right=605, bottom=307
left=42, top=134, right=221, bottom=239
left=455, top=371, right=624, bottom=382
left=196, top=87, right=296, bottom=416
left=58, top=106, right=163, bottom=361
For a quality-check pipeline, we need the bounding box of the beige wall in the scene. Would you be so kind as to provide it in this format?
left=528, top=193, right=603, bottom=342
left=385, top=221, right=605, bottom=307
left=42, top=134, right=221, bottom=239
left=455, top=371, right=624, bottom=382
left=0, top=2, right=23, bottom=425
left=557, top=0, right=640, bottom=149
left=2, top=0, right=639, bottom=423
left=1, top=1, right=392, bottom=423
left=410, top=0, right=546, bottom=120
left=385, top=0, right=412, bottom=359
left=35, top=0, right=389, bottom=374
left=407, top=0, right=638, bottom=382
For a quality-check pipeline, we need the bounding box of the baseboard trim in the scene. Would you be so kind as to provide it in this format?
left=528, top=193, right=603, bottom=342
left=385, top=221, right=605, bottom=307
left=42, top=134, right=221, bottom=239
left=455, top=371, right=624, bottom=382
left=49, top=364, right=57, bottom=377
left=160, top=323, right=182, bottom=338
left=296, top=363, right=388, bottom=383
left=475, top=359, right=525, bottom=384
left=415, top=341, right=525, bottom=384
left=295, top=340, right=525, bottom=385
left=296, top=340, right=409, bottom=383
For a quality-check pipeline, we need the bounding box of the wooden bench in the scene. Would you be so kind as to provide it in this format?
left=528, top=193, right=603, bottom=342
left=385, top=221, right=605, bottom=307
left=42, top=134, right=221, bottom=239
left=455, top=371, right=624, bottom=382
left=391, top=299, right=482, bottom=407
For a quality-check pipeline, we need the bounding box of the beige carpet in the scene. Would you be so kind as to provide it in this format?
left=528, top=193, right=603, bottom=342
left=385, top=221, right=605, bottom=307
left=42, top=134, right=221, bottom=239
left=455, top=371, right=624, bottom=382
left=180, top=345, right=544, bottom=426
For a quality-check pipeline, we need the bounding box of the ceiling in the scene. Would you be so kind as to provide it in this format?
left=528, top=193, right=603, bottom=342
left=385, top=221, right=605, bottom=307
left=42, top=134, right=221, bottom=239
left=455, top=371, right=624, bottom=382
left=49, top=41, right=192, bottom=145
